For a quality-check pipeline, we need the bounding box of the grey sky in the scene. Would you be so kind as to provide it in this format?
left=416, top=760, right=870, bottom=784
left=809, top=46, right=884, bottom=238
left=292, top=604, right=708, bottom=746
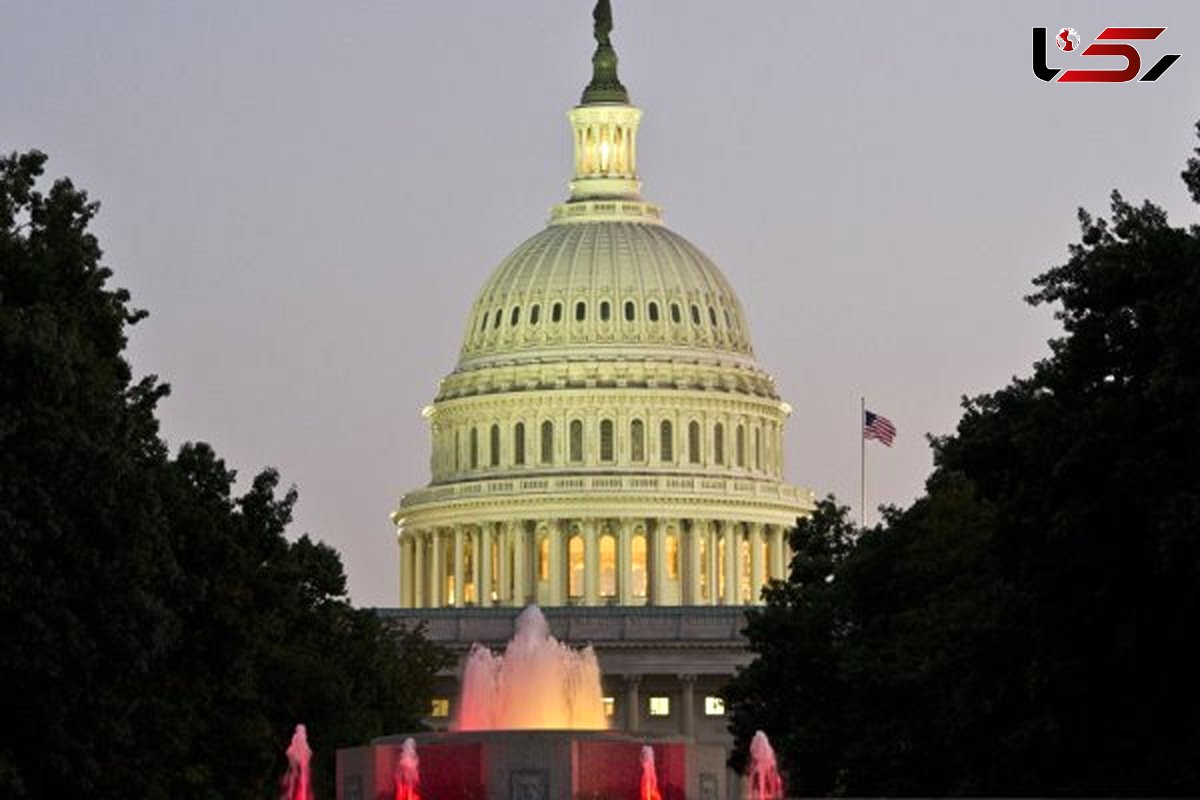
left=4, top=2, right=1198, bottom=607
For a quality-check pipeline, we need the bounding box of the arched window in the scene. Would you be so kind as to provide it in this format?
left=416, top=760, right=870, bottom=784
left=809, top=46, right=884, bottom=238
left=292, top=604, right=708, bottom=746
left=736, top=424, right=746, bottom=467
left=454, top=430, right=460, bottom=472
left=660, top=420, right=674, bottom=462
left=755, top=427, right=763, bottom=470
left=632, top=532, right=648, bottom=599
left=513, top=422, right=526, bottom=465
left=511, top=307, right=520, bottom=326
left=599, top=419, right=614, bottom=462
left=630, top=419, right=645, bottom=462
left=568, top=534, right=584, bottom=598
left=530, top=304, right=541, bottom=325
left=541, top=421, right=554, bottom=464
left=538, top=535, right=550, bottom=581
left=690, top=304, right=701, bottom=325
left=552, top=302, right=563, bottom=323
left=708, top=306, right=718, bottom=326
left=671, top=303, right=682, bottom=324
left=569, top=419, right=584, bottom=463
left=688, top=420, right=701, bottom=464
left=479, top=313, right=488, bottom=332
left=714, top=422, right=725, bottom=465
left=624, top=300, right=635, bottom=321
left=469, top=428, right=479, bottom=469
left=493, top=309, right=502, bottom=329
left=575, top=301, right=586, bottom=322
left=648, top=301, right=660, bottom=322
left=724, top=309, right=732, bottom=328
left=666, top=531, right=680, bottom=580
left=490, top=424, right=501, bottom=467
left=600, top=300, right=611, bottom=321
left=599, top=533, right=617, bottom=597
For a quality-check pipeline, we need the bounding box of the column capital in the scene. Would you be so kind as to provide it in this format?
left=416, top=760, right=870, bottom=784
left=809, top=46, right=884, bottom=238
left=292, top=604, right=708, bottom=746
left=625, top=673, right=643, bottom=687
left=678, top=673, right=697, bottom=685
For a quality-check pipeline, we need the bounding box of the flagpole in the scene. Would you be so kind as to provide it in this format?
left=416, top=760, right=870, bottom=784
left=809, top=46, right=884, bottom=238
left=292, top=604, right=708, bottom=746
left=860, top=396, right=866, bottom=531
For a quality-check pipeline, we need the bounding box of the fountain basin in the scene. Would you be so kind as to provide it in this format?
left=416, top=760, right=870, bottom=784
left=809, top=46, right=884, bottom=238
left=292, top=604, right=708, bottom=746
left=336, top=729, right=728, bottom=800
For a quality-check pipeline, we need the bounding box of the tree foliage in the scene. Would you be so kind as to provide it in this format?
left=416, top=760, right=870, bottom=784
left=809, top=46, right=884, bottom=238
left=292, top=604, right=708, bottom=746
left=0, top=151, right=450, bottom=799
left=726, top=125, right=1200, bottom=795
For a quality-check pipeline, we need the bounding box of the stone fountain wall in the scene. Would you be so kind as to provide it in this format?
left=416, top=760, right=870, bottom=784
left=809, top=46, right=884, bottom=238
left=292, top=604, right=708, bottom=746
left=336, top=730, right=727, bottom=800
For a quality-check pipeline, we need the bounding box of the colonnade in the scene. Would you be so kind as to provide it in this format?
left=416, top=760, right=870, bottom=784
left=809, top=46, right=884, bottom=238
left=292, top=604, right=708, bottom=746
left=397, top=517, right=791, bottom=609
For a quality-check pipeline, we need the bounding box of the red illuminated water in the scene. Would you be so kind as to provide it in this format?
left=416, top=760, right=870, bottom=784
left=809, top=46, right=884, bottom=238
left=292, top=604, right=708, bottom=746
left=392, top=737, right=421, bottom=800
left=639, top=745, right=663, bottom=800
left=280, top=724, right=313, bottom=800
left=747, top=730, right=784, bottom=800
left=454, top=605, right=605, bottom=731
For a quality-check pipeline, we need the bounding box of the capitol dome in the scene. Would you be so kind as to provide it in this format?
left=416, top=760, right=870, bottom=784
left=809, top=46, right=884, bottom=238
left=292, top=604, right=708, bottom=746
left=461, top=221, right=755, bottom=363
left=393, top=4, right=813, bottom=610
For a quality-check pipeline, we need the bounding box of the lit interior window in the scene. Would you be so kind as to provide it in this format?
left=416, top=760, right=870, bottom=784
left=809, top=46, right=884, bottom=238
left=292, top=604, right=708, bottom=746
left=538, top=535, right=550, bottom=581
left=648, top=696, right=671, bottom=717
left=602, top=696, right=615, bottom=718
left=600, top=534, right=617, bottom=597
left=568, top=534, right=584, bottom=597
left=632, top=532, right=647, bottom=598
left=430, top=698, right=450, bottom=718
left=666, top=532, right=679, bottom=580
left=704, top=696, right=726, bottom=716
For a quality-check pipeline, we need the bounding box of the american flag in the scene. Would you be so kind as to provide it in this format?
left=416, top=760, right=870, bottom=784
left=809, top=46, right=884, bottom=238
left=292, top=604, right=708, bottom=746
left=863, top=410, right=896, bottom=447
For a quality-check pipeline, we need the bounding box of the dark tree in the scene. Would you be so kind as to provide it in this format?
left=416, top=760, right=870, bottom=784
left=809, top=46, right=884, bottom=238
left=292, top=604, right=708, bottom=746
left=726, top=123, right=1200, bottom=795
left=0, top=152, right=449, bottom=799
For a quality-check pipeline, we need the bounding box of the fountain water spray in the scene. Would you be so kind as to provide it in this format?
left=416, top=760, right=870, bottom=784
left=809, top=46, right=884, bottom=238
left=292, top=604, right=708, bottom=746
left=280, top=723, right=313, bottom=800
left=454, top=605, right=605, bottom=730
left=639, top=745, right=663, bottom=800
left=392, top=737, right=421, bottom=800
left=746, top=730, right=784, bottom=800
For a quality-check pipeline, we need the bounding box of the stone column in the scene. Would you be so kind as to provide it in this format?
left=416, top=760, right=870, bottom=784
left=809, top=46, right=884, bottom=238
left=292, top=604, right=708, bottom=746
left=512, top=521, right=528, bottom=606
left=685, top=521, right=702, bottom=605
left=430, top=529, right=444, bottom=607
left=701, top=520, right=717, bottom=606
left=722, top=521, right=739, bottom=606
left=649, top=518, right=667, bottom=606
left=498, top=522, right=512, bottom=605
left=769, top=525, right=786, bottom=581
left=479, top=524, right=492, bottom=607
left=548, top=520, right=566, bottom=606
left=583, top=518, right=599, bottom=606
left=618, top=518, right=633, bottom=606
left=412, top=533, right=425, bottom=609
left=749, top=522, right=765, bottom=605
left=679, top=674, right=696, bottom=737
left=397, top=534, right=409, bottom=608
left=453, top=524, right=465, bottom=608
left=625, top=674, right=642, bottom=733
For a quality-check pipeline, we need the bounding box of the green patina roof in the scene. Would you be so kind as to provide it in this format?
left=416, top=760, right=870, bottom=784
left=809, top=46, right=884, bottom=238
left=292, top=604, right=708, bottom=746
left=581, top=0, right=629, bottom=105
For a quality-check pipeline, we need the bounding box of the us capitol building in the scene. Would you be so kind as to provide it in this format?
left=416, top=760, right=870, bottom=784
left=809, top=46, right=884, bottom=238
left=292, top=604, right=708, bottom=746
left=383, top=0, right=814, bottom=780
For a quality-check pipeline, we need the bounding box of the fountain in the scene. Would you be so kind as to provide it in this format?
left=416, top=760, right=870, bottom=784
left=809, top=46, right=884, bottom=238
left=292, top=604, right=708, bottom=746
left=456, top=605, right=605, bottom=730
left=281, top=723, right=313, bottom=800
left=392, top=737, right=421, bottom=800
left=640, top=744, right=663, bottom=800
left=746, top=730, right=785, bottom=800
left=336, top=606, right=728, bottom=799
